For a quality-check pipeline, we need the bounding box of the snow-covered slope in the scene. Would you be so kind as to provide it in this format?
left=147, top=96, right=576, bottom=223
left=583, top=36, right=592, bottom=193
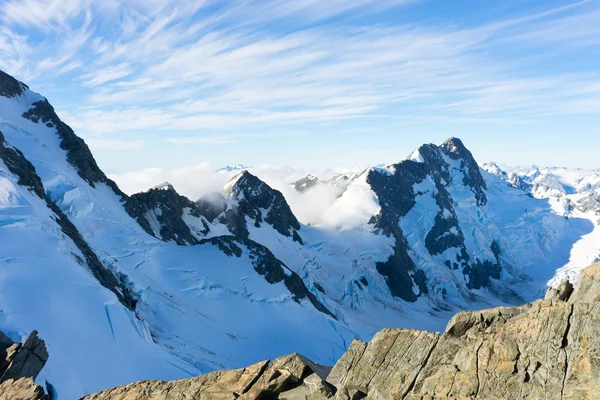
left=482, top=162, right=600, bottom=286
left=244, top=139, right=593, bottom=312
left=0, top=122, right=188, bottom=397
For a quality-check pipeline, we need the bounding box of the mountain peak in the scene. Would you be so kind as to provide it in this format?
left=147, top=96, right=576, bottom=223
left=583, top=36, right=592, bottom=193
left=224, top=170, right=302, bottom=243
left=216, top=164, right=251, bottom=173
left=0, top=70, right=28, bottom=98
left=440, top=136, right=467, bottom=154
left=439, top=137, right=488, bottom=205
left=224, top=170, right=257, bottom=195
left=150, top=181, right=175, bottom=191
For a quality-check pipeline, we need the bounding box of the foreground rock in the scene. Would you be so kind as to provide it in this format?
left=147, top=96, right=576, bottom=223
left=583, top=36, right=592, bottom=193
left=0, top=330, right=48, bottom=400
left=83, top=262, right=600, bottom=399
left=82, top=353, right=333, bottom=400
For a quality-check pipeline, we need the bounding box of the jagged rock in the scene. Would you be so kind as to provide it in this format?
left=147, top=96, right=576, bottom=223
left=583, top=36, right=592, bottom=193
left=81, top=262, right=600, bottom=400
left=328, top=329, right=439, bottom=399
left=82, top=359, right=269, bottom=400
left=125, top=184, right=210, bottom=245
left=224, top=171, right=303, bottom=243
left=545, top=280, right=575, bottom=302
left=1, top=331, right=48, bottom=384
left=0, top=378, right=46, bottom=400
left=81, top=354, right=334, bottom=400
left=241, top=353, right=333, bottom=399
left=569, top=263, right=600, bottom=304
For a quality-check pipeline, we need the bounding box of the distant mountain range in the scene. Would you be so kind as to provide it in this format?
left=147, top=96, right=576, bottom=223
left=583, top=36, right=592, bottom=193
left=0, top=69, right=598, bottom=399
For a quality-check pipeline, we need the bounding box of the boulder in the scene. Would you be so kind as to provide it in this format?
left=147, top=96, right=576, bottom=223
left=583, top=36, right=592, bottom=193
left=0, top=378, right=46, bottom=400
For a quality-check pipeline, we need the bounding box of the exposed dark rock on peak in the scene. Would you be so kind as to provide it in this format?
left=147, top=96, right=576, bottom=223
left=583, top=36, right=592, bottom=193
left=0, top=70, right=28, bottom=98
left=440, top=137, right=488, bottom=206
left=0, top=130, right=137, bottom=310
left=225, top=171, right=302, bottom=244
left=151, top=181, right=174, bottom=191
left=21, top=99, right=125, bottom=198
left=125, top=185, right=209, bottom=245
left=82, top=263, right=600, bottom=400
left=367, top=138, right=498, bottom=301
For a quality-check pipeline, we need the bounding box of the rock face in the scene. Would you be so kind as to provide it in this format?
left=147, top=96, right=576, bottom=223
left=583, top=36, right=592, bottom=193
left=0, top=330, right=48, bottom=400
left=83, top=262, right=600, bottom=399
left=225, top=171, right=303, bottom=244
left=125, top=184, right=211, bottom=245
left=368, top=137, right=500, bottom=302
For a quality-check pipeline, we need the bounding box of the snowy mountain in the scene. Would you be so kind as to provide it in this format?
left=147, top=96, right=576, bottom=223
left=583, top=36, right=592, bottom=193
left=216, top=164, right=251, bottom=173
left=291, top=173, right=353, bottom=196
left=481, top=161, right=600, bottom=285
left=0, top=69, right=599, bottom=399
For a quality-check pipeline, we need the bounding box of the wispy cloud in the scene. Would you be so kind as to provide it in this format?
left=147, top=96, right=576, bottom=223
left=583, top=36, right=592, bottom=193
left=85, top=139, right=144, bottom=150
left=167, top=135, right=241, bottom=145
left=81, top=63, right=134, bottom=87
left=2, top=0, right=600, bottom=152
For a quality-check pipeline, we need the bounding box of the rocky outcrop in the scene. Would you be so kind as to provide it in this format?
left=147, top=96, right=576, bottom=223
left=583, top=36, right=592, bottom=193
left=83, top=262, right=600, bottom=399
left=0, top=378, right=46, bottom=400
left=0, top=330, right=48, bottom=400
left=81, top=353, right=333, bottom=400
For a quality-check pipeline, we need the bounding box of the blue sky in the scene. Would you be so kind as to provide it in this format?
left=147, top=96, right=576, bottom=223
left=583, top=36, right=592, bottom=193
left=1, top=0, right=600, bottom=175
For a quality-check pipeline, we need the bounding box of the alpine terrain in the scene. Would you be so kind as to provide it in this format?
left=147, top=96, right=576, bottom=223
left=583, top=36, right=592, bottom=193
left=0, top=69, right=598, bottom=399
